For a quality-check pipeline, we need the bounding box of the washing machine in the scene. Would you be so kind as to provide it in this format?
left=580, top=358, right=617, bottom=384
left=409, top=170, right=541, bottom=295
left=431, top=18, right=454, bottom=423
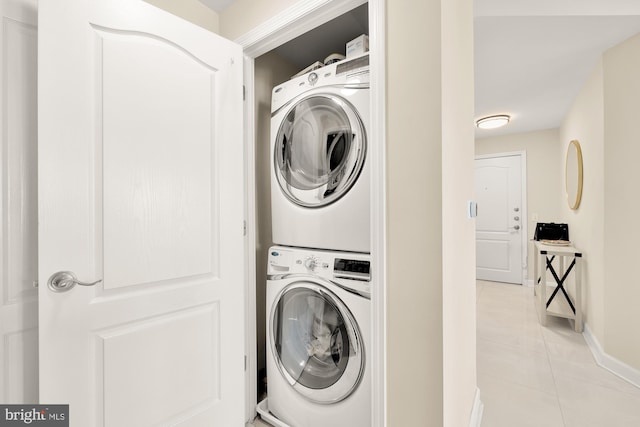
left=263, top=245, right=371, bottom=427
left=270, top=54, right=370, bottom=253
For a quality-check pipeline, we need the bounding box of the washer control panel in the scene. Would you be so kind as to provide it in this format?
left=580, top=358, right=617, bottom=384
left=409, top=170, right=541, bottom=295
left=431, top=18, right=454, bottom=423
left=334, top=258, right=370, bottom=281
left=303, top=256, right=318, bottom=271
left=268, top=246, right=371, bottom=284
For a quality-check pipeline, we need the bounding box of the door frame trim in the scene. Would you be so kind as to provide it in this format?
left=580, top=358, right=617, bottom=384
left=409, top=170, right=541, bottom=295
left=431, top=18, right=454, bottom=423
left=235, top=0, right=367, bottom=59
left=236, top=0, right=387, bottom=425
left=242, top=55, right=258, bottom=423
left=475, top=151, right=528, bottom=284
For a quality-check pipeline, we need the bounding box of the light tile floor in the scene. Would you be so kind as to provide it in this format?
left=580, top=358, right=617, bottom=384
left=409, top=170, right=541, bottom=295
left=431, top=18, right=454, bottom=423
left=249, top=280, right=640, bottom=427
left=477, top=280, right=640, bottom=427
left=247, top=419, right=271, bottom=427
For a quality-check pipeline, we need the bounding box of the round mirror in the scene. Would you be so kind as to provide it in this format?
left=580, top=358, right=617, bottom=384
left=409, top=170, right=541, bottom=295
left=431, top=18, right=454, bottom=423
left=566, top=140, right=583, bottom=210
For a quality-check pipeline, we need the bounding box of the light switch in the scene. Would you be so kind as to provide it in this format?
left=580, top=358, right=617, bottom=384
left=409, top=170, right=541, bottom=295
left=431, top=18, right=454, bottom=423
left=467, top=200, right=478, bottom=219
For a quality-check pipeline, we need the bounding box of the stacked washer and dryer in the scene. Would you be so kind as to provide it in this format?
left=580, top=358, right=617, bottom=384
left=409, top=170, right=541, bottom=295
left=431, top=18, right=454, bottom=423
left=259, top=53, right=372, bottom=427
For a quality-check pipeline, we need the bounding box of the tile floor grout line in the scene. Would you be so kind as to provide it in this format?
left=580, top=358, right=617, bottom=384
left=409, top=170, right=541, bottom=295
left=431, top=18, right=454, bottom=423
left=537, top=294, right=570, bottom=427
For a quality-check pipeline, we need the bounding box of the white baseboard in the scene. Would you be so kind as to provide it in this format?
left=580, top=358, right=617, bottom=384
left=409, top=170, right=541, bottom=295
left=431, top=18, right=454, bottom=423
left=468, top=387, right=484, bottom=427
left=583, top=323, right=640, bottom=389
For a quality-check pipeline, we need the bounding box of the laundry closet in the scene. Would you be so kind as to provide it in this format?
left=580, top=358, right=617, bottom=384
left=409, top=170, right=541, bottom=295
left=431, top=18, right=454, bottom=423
left=252, top=3, right=371, bottom=425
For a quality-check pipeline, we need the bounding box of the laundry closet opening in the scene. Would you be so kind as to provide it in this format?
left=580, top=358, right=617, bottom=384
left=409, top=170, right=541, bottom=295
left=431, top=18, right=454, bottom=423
left=252, top=1, right=369, bottom=403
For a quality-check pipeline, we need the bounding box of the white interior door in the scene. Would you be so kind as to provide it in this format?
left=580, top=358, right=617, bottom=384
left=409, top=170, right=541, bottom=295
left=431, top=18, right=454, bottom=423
left=0, top=0, right=39, bottom=404
left=475, top=155, right=523, bottom=284
left=38, top=1, right=245, bottom=426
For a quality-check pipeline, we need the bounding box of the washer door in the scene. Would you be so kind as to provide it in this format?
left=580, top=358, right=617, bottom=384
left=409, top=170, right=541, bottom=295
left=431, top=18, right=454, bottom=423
left=274, top=94, right=366, bottom=208
left=270, top=281, right=365, bottom=403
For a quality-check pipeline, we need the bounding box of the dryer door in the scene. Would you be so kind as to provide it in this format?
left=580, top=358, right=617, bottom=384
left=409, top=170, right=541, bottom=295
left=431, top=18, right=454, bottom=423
left=270, top=281, right=365, bottom=403
left=274, top=94, right=366, bottom=208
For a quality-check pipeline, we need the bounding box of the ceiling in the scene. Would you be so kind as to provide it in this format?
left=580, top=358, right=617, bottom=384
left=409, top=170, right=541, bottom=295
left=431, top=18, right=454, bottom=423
left=475, top=0, right=640, bottom=138
left=199, top=0, right=640, bottom=138
left=198, top=0, right=235, bottom=12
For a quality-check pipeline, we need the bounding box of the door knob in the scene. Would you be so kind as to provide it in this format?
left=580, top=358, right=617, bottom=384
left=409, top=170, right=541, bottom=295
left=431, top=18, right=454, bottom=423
left=512, top=225, right=521, bottom=230
left=47, top=271, right=102, bottom=293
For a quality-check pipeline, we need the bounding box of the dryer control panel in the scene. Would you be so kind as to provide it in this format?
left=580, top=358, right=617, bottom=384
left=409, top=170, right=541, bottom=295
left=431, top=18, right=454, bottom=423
left=271, top=53, right=370, bottom=113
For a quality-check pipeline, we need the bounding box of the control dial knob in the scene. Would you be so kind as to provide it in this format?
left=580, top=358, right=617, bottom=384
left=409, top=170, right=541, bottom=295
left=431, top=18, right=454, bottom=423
left=304, top=256, right=318, bottom=271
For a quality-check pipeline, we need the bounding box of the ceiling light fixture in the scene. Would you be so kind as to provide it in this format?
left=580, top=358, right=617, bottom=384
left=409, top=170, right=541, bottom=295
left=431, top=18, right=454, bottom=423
left=476, top=114, right=510, bottom=129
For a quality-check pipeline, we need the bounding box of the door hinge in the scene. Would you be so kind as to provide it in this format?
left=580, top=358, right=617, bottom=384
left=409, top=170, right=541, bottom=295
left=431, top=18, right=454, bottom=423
left=242, top=85, right=246, bottom=101
left=243, top=220, right=247, bottom=236
left=244, top=355, right=247, bottom=371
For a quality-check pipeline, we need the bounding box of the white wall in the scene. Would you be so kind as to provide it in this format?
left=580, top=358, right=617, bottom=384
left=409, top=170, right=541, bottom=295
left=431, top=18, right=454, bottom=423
left=385, top=0, right=443, bottom=423
left=602, top=33, right=640, bottom=370
left=387, top=0, right=477, bottom=425
left=143, top=0, right=220, bottom=33
left=441, top=0, right=477, bottom=425
left=560, top=60, right=606, bottom=343
left=219, top=0, right=300, bottom=40
left=253, top=51, right=298, bottom=385
left=559, top=32, right=640, bottom=372
left=476, top=129, right=563, bottom=281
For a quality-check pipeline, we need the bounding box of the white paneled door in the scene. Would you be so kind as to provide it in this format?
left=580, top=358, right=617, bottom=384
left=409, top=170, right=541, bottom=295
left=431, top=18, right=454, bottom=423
left=475, top=155, right=523, bottom=284
left=38, top=1, right=245, bottom=426
left=0, top=0, right=39, bottom=404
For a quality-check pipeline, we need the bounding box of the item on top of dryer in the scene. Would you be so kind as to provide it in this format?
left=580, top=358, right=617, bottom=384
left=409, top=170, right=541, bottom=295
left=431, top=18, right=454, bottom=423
left=291, top=61, right=324, bottom=78
left=266, top=246, right=371, bottom=427
left=324, top=53, right=345, bottom=65
left=346, top=34, right=369, bottom=57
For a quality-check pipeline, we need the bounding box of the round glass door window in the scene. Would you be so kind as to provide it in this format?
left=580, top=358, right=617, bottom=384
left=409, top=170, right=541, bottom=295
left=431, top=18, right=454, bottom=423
left=274, top=94, right=366, bottom=208
left=270, top=282, right=365, bottom=403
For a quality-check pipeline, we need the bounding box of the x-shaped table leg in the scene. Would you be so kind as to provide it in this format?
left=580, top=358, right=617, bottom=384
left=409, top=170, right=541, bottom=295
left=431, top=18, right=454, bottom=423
left=545, top=256, right=576, bottom=314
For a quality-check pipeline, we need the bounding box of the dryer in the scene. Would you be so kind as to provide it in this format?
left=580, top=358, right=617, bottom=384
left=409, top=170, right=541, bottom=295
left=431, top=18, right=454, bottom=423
left=262, top=246, right=371, bottom=427
left=270, top=54, right=370, bottom=253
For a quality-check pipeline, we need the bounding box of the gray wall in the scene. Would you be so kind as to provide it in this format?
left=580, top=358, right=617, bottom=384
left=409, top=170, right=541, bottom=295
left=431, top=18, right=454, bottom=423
left=253, top=51, right=298, bottom=385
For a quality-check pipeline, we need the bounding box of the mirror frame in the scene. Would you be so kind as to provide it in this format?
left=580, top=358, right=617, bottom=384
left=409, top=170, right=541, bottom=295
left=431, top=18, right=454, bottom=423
left=565, top=139, right=584, bottom=210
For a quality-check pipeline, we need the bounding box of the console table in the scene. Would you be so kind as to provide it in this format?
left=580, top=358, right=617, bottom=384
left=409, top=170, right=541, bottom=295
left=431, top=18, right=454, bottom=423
left=533, top=241, right=583, bottom=332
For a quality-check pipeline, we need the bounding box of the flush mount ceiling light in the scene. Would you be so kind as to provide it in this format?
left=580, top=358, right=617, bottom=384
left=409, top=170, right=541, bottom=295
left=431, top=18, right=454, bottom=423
left=476, top=114, right=511, bottom=129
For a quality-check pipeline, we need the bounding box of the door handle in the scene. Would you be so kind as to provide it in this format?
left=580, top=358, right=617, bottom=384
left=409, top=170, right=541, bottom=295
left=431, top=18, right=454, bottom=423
left=512, top=225, right=521, bottom=230
left=47, top=271, right=102, bottom=293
